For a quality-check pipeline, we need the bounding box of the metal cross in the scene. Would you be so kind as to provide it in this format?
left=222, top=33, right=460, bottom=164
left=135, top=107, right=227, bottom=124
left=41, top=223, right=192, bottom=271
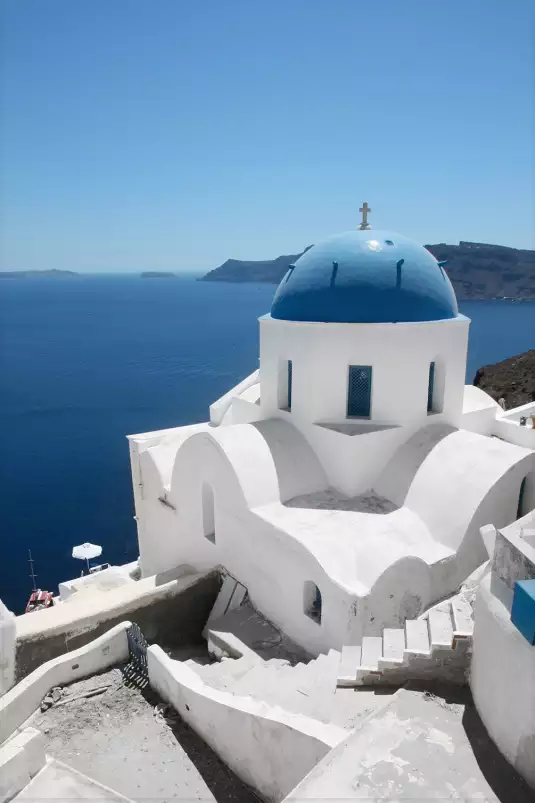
left=358, top=202, right=372, bottom=230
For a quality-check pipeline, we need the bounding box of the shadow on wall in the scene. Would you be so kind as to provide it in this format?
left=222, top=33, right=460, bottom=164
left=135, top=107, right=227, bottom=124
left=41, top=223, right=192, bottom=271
left=374, top=423, right=456, bottom=505
left=365, top=557, right=432, bottom=634
left=462, top=697, right=535, bottom=803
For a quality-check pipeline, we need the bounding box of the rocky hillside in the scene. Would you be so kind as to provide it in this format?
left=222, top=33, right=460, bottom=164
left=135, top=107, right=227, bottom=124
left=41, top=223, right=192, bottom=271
left=201, top=246, right=312, bottom=284
left=201, top=241, right=535, bottom=300
left=474, top=350, right=535, bottom=409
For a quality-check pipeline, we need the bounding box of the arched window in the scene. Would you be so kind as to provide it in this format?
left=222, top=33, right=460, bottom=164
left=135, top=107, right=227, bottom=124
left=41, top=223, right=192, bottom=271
left=202, top=483, right=216, bottom=543
left=278, top=359, right=292, bottom=411
left=517, top=476, right=528, bottom=520
left=304, top=581, right=322, bottom=624
left=427, top=362, right=436, bottom=412
left=427, top=359, right=445, bottom=414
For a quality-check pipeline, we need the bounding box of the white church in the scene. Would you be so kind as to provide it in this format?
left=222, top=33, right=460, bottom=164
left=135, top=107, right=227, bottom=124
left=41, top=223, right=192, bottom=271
left=129, top=206, right=535, bottom=657
left=2, top=207, right=535, bottom=800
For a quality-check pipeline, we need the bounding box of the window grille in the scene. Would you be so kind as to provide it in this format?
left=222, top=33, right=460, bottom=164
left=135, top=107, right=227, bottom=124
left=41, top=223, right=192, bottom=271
left=347, top=366, right=372, bottom=417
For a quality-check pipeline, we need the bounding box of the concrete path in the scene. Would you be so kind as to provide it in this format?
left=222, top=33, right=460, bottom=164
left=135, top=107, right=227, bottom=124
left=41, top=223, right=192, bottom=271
left=287, top=687, right=535, bottom=802
left=14, top=758, right=134, bottom=801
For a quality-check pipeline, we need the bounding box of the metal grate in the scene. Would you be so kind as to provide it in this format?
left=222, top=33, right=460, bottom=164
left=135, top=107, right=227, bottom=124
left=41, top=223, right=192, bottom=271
left=126, top=622, right=149, bottom=678
left=347, top=366, right=372, bottom=418
left=287, top=360, right=293, bottom=411
left=427, top=362, right=436, bottom=412
left=347, top=366, right=372, bottom=417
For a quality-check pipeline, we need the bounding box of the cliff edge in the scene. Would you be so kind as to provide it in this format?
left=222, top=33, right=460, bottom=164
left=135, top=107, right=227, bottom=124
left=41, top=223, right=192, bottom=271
left=201, top=241, right=535, bottom=301
left=474, top=350, right=535, bottom=409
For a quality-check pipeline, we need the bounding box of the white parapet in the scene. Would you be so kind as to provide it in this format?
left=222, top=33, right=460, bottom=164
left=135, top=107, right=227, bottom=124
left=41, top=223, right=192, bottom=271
left=0, top=621, right=130, bottom=744
left=0, top=727, right=46, bottom=802
left=147, top=644, right=346, bottom=802
left=0, top=599, right=16, bottom=696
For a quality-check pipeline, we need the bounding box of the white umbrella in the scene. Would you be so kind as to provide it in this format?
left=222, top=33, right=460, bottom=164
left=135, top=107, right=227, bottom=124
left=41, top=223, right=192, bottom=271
left=72, top=542, right=102, bottom=572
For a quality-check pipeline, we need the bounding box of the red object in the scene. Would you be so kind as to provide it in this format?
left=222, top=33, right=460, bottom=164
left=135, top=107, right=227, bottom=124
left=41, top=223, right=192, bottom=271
left=25, top=589, right=54, bottom=613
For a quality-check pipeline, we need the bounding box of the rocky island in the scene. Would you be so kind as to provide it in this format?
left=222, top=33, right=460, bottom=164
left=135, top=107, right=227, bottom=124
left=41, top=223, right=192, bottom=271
left=474, top=349, right=535, bottom=409
left=0, top=269, right=78, bottom=278
left=201, top=241, right=535, bottom=301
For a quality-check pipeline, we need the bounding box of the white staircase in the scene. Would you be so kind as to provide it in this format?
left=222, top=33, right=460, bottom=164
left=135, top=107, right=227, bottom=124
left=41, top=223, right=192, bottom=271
left=185, top=649, right=341, bottom=724
left=201, top=576, right=474, bottom=709
left=186, top=573, right=341, bottom=724
left=338, top=593, right=474, bottom=687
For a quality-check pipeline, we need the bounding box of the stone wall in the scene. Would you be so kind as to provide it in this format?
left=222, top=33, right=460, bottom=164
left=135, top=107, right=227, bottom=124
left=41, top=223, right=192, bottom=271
left=492, top=530, right=535, bottom=591
left=15, top=570, right=220, bottom=681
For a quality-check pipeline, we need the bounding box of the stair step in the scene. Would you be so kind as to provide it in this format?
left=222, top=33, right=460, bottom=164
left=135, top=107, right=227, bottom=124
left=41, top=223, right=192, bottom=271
left=201, top=655, right=259, bottom=682
left=451, top=596, right=474, bottom=639
left=338, top=646, right=361, bottom=687
left=428, top=608, right=454, bottom=649
left=286, top=654, right=328, bottom=717
left=359, top=637, right=383, bottom=671
left=306, top=650, right=340, bottom=722
left=226, top=662, right=276, bottom=698
left=380, top=628, right=405, bottom=668
left=183, top=658, right=203, bottom=670
left=232, top=661, right=312, bottom=718
left=404, top=619, right=430, bottom=656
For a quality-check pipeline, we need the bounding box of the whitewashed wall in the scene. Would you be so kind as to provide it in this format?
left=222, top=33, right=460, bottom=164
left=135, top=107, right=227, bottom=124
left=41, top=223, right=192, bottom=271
left=0, top=600, right=16, bottom=696
left=132, top=416, right=533, bottom=654
left=148, top=645, right=345, bottom=802
left=0, top=622, right=129, bottom=743
left=259, top=316, right=469, bottom=428
left=471, top=575, right=535, bottom=789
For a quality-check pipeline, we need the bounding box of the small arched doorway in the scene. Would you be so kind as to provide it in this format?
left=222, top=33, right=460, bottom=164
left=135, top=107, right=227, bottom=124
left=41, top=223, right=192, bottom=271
left=304, top=581, right=322, bottom=624
left=516, top=476, right=527, bottom=520
left=202, top=483, right=216, bottom=543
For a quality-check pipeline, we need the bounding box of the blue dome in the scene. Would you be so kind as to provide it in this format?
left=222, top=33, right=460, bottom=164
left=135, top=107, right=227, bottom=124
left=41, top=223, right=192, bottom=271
left=270, top=230, right=459, bottom=324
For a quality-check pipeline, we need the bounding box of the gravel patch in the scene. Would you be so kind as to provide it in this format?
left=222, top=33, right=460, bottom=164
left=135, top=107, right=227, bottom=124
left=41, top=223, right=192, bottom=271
left=32, top=663, right=258, bottom=803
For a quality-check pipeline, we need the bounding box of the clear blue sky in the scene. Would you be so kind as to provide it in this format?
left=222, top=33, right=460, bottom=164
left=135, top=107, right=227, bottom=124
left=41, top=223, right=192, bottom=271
left=1, top=0, right=533, bottom=272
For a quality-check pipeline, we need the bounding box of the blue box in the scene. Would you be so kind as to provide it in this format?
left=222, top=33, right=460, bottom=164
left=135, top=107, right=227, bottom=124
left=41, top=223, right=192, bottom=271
left=511, top=579, right=535, bottom=645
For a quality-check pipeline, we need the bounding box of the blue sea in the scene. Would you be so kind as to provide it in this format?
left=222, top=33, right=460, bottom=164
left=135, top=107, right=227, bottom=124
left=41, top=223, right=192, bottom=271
left=1, top=276, right=534, bottom=613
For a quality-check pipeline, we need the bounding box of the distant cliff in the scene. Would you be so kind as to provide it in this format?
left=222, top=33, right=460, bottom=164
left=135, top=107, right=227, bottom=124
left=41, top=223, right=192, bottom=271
left=474, top=350, right=535, bottom=409
left=201, top=241, right=535, bottom=300
left=0, top=269, right=78, bottom=278
left=200, top=246, right=313, bottom=284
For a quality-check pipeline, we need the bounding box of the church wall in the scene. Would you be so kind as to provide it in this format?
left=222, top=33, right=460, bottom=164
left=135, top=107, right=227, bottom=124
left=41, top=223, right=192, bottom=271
left=259, top=316, right=469, bottom=494
left=298, top=420, right=407, bottom=497
left=259, top=316, right=469, bottom=429
left=221, top=508, right=360, bottom=654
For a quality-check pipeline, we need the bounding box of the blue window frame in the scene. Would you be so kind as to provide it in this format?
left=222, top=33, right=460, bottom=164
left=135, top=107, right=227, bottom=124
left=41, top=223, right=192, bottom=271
left=347, top=366, right=372, bottom=418
left=427, top=362, right=436, bottom=413
left=287, top=360, right=293, bottom=411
